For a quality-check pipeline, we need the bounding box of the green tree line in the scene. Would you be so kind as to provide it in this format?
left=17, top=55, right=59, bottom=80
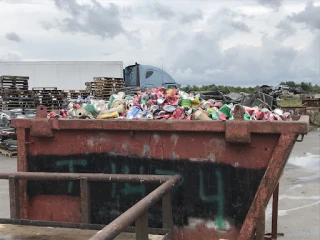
left=279, top=81, right=320, bottom=93
left=178, top=81, right=320, bottom=94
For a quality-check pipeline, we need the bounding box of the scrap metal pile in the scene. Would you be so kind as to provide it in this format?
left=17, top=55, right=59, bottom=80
left=0, top=126, right=17, bottom=154
left=48, top=87, right=293, bottom=121
left=197, top=85, right=279, bottom=110
left=0, top=138, right=17, bottom=152
left=0, top=109, right=36, bottom=155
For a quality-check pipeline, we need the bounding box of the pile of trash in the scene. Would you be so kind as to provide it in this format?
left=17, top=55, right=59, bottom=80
left=47, top=88, right=293, bottom=121
left=0, top=128, right=17, bottom=154
left=0, top=109, right=32, bottom=154
left=0, top=138, right=17, bottom=152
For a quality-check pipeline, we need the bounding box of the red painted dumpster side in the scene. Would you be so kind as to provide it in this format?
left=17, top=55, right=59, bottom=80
left=11, top=106, right=309, bottom=240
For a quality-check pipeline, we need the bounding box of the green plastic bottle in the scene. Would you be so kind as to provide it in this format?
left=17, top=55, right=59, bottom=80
left=210, top=108, right=219, bottom=120
left=244, top=111, right=252, bottom=120
left=219, top=103, right=233, bottom=118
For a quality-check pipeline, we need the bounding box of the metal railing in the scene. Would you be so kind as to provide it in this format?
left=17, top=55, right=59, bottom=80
left=90, top=174, right=180, bottom=240
left=0, top=172, right=181, bottom=240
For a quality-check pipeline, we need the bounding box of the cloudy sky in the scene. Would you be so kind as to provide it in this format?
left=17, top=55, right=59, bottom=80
left=0, top=0, right=319, bottom=86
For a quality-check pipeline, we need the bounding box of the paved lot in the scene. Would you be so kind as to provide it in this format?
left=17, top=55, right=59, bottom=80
left=0, top=128, right=319, bottom=239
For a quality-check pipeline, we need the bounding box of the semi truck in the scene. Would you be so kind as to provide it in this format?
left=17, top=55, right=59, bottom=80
left=0, top=61, right=178, bottom=90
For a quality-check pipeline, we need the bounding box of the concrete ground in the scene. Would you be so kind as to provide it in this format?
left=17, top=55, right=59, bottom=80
left=0, top=224, right=163, bottom=240
left=0, top=128, right=319, bottom=239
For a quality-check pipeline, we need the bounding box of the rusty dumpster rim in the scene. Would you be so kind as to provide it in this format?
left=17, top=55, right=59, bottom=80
left=11, top=115, right=309, bottom=135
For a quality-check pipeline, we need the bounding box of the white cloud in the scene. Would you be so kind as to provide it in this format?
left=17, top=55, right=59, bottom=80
left=0, top=0, right=318, bottom=87
left=6, top=32, right=22, bottom=42
left=0, top=51, right=22, bottom=61
left=288, top=1, right=320, bottom=30
left=48, top=0, right=125, bottom=39
left=276, top=19, right=297, bottom=40
left=257, top=0, right=283, bottom=11
left=179, top=10, right=203, bottom=24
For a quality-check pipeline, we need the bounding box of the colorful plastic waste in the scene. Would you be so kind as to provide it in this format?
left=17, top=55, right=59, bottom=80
left=193, top=110, right=211, bottom=120
left=219, top=104, right=233, bottom=118
left=50, top=87, right=293, bottom=122
left=126, top=106, right=141, bottom=119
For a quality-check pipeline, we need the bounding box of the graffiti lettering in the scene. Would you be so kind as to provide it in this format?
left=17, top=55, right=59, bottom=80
left=111, top=164, right=146, bottom=198
left=56, top=159, right=87, bottom=193
left=28, top=154, right=265, bottom=228
left=199, top=169, right=224, bottom=228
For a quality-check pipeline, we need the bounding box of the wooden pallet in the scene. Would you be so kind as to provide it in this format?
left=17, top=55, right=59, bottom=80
left=87, top=80, right=124, bottom=85
left=39, top=101, right=63, bottom=105
left=62, top=90, right=83, bottom=93
left=0, top=148, right=17, bottom=158
left=93, top=93, right=112, bottom=96
left=0, top=103, right=37, bottom=109
left=1, top=94, right=34, bottom=98
left=89, top=90, right=113, bottom=93
left=0, top=82, right=28, bottom=88
left=1, top=75, right=29, bottom=80
left=93, top=94, right=111, bottom=100
left=1, top=89, right=33, bottom=94
left=1, top=97, right=35, bottom=102
left=36, top=95, right=64, bottom=99
left=33, top=90, right=63, bottom=94
left=33, top=94, right=63, bottom=97
left=62, top=90, right=90, bottom=94
left=0, top=81, right=28, bottom=85
left=0, top=107, right=37, bottom=110
left=87, top=87, right=114, bottom=91
left=0, top=101, right=36, bottom=105
left=35, top=94, right=64, bottom=97
left=35, top=97, right=64, bottom=101
left=66, top=95, right=90, bottom=99
left=89, top=85, right=114, bottom=88
left=0, top=87, right=29, bottom=91
left=93, top=77, right=124, bottom=82
left=87, top=81, right=118, bottom=85
left=32, top=87, right=58, bottom=91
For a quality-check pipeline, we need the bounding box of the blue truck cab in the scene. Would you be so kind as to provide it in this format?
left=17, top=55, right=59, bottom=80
left=124, top=63, right=178, bottom=89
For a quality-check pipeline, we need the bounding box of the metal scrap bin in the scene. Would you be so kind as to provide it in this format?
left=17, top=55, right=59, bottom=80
left=11, top=106, right=309, bottom=240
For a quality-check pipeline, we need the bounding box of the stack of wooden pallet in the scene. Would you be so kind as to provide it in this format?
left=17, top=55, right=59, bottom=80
left=32, top=87, right=65, bottom=112
left=0, top=76, right=36, bottom=110
left=62, top=90, right=91, bottom=99
left=85, top=77, right=125, bottom=99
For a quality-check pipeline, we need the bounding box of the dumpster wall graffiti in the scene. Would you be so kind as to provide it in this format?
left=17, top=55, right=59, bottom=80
left=27, top=154, right=266, bottom=229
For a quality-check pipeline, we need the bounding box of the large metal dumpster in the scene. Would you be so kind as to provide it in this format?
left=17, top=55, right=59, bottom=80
left=10, top=105, right=309, bottom=240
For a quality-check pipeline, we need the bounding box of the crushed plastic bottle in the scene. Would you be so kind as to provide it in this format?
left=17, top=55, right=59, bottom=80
left=126, top=106, right=141, bottom=119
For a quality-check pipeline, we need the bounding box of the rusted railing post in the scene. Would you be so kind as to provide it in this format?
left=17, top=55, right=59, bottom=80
left=9, top=175, right=20, bottom=219
left=135, top=211, right=148, bottom=240
left=162, top=192, right=173, bottom=229
left=80, top=177, right=91, bottom=224
left=255, top=209, right=265, bottom=240
left=272, top=183, right=279, bottom=240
